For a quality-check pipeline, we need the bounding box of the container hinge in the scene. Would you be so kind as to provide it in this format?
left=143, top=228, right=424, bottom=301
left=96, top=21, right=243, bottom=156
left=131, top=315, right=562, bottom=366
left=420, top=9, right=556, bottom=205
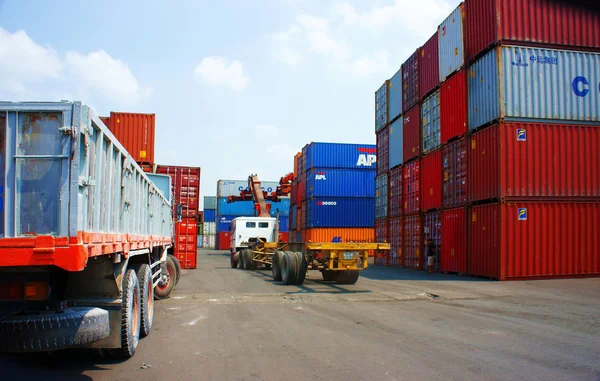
left=79, top=176, right=96, bottom=187
left=58, top=125, right=76, bottom=136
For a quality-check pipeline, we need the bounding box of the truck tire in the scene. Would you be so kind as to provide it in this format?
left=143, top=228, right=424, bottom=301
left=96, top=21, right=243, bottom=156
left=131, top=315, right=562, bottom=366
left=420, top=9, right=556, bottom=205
left=336, top=270, right=360, bottom=285
left=155, top=256, right=176, bottom=300
left=248, top=250, right=257, bottom=270
left=294, top=252, right=308, bottom=285
left=272, top=251, right=284, bottom=281
left=168, top=254, right=182, bottom=285
left=281, top=251, right=298, bottom=285
left=321, top=270, right=338, bottom=281
left=111, top=269, right=141, bottom=358
left=243, top=249, right=255, bottom=271
left=238, top=250, right=246, bottom=270
left=230, top=253, right=239, bottom=268
left=0, top=307, right=110, bottom=352
left=134, top=264, right=154, bottom=338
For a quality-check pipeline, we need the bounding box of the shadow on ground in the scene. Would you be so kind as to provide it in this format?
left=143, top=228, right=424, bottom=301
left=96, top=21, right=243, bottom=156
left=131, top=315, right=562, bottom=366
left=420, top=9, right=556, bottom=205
left=360, top=264, right=492, bottom=283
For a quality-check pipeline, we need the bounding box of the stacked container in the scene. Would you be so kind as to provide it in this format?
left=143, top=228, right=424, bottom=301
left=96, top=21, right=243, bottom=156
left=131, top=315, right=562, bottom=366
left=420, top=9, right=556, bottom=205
left=202, top=196, right=217, bottom=248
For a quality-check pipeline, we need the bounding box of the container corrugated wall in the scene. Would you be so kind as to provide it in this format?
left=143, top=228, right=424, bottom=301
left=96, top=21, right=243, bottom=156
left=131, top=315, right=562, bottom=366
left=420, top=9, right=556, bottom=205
left=423, top=211, right=441, bottom=272
left=175, top=217, right=198, bottom=269
left=438, top=3, right=465, bottom=81
left=204, top=209, right=216, bottom=222
left=216, top=199, right=255, bottom=217
left=421, top=150, right=442, bottom=211
left=388, top=117, right=403, bottom=169
left=465, top=0, right=600, bottom=63
left=402, top=49, right=420, bottom=113
left=298, top=173, right=306, bottom=203
left=443, top=138, right=468, bottom=208
left=403, top=105, right=421, bottom=162
left=204, top=196, right=217, bottom=210
left=217, top=180, right=279, bottom=198
left=420, top=32, right=440, bottom=99
left=306, top=198, right=374, bottom=228
left=156, top=165, right=201, bottom=218
left=403, top=159, right=420, bottom=215
left=469, top=202, right=600, bottom=280
left=99, top=116, right=110, bottom=127
left=376, top=126, right=389, bottom=176
left=375, top=81, right=388, bottom=132
left=375, top=220, right=389, bottom=243
left=305, top=228, right=374, bottom=243
left=403, top=214, right=422, bottom=269
left=375, top=174, right=388, bottom=220
left=306, top=168, right=375, bottom=198
left=388, top=68, right=403, bottom=123
left=203, top=222, right=216, bottom=235
left=388, top=166, right=403, bottom=218
left=290, top=207, right=297, bottom=230
left=469, top=46, right=600, bottom=130
left=304, top=142, right=377, bottom=170
left=389, top=217, right=403, bottom=267
left=440, top=69, right=468, bottom=143
left=216, top=215, right=236, bottom=232
left=108, top=112, right=156, bottom=165
left=441, top=208, right=467, bottom=273
left=469, top=122, right=600, bottom=201
left=422, top=90, right=441, bottom=154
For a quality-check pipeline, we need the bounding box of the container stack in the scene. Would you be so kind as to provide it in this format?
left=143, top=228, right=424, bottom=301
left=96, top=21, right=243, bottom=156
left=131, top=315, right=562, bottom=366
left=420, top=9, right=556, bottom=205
left=202, top=196, right=217, bottom=249
left=290, top=142, right=376, bottom=244
left=374, top=0, right=600, bottom=280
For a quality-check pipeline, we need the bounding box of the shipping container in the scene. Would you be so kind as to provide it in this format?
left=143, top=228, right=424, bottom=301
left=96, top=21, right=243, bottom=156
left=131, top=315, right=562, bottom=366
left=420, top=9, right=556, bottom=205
left=203, top=235, right=216, bottom=249
left=216, top=197, right=290, bottom=217
left=216, top=215, right=236, bottom=233
left=403, top=214, right=422, bottom=269
left=139, top=163, right=155, bottom=173
left=402, top=49, right=420, bottom=113
left=388, top=166, right=403, bottom=218
left=270, top=198, right=291, bottom=217
left=300, top=201, right=306, bottom=229
left=375, top=219, right=389, bottom=243
left=468, top=46, right=600, bottom=130
left=421, top=150, right=443, bottom=211
left=442, top=138, right=468, bottom=208
left=469, top=122, right=600, bottom=202
left=403, top=104, right=421, bottom=162
left=375, top=81, right=388, bottom=132
left=420, top=32, right=440, bottom=99
left=156, top=165, right=201, bottom=219
left=304, top=228, right=374, bottom=243
left=204, top=209, right=216, bottom=222
left=388, top=217, right=403, bottom=267
left=441, top=208, right=467, bottom=273
left=388, top=68, right=403, bottom=123
left=403, top=159, right=421, bottom=215
left=204, top=196, right=217, bottom=210
left=439, top=4, right=465, bottom=81
left=298, top=172, right=306, bottom=203
left=306, top=168, right=375, bottom=199
left=294, top=152, right=302, bottom=178
left=465, top=0, right=600, bottom=64
left=99, top=116, right=110, bottom=127
left=305, top=198, right=374, bottom=228
left=423, top=211, right=441, bottom=271
left=376, top=126, right=389, bottom=176
left=217, top=231, right=231, bottom=250
left=198, top=235, right=203, bottom=247
left=375, top=174, right=388, bottom=220
left=304, top=142, right=377, bottom=171
left=422, top=90, right=441, bottom=154
left=290, top=207, right=297, bottom=230
left=217, top=179, right=279, bottom=198
left=388, top=117, right=403, bottom=169
left=203, top=221, right=216, bottom=236
left=440, top=69, right=468, bottom=143
left=108, top=112, right=155, bottom=164
left=174, top=217, right=198, bottom=269
left=278, top=215, right=289, bottom=232
left=290, top=179, right=298, bottom=205
left=469, top=202, right=600, bottom=280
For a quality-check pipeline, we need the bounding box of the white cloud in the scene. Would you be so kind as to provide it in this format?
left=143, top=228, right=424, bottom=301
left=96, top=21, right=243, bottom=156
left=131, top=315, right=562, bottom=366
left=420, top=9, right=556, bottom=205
left=193, top=57, right=248, bottom=91
left=66, top=49, right=151, bottom=105
left=272, top=26, right=304, bottom=65
left=256, top=124, right=280, bottom=137
left=296, top=14, right=349, bottom=57
left=334, top=50, right=394, bottom=77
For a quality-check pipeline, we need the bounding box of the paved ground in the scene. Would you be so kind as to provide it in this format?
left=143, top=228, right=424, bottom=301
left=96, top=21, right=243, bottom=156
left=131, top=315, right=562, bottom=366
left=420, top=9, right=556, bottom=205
left=1, top=249, right=599, bottom=381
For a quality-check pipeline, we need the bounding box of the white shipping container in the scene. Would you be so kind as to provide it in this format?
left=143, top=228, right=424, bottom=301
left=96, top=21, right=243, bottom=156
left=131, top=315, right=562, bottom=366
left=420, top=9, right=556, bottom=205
left=217, top=180, right=280, bottom=198
left=203, top=222, right=216, bottom=236
left=203, top=235, right=216, bottom=249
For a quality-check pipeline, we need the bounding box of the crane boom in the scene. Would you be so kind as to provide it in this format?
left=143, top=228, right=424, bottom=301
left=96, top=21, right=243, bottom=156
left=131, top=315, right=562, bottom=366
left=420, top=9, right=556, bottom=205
left=248, top=174, right=271, bottom=217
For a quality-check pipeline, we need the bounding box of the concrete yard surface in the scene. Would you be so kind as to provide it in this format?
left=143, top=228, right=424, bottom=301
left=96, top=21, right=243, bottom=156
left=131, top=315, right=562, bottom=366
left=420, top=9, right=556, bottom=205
left=1, top=249, right=599, bottom=381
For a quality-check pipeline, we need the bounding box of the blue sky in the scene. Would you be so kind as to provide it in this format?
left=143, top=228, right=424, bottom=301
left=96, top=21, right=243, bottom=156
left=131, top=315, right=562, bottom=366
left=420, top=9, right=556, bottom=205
left=0, top=0, right=459, bottom=206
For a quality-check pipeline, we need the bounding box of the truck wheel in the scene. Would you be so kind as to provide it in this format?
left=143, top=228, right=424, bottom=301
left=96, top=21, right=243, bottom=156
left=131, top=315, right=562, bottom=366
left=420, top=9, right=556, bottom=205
left=243, top=249, right=254, bottom=271
left=155, top=256, right=176, bottom=300
left=168, top=254, right=182, bottom=285
left=238, top=251, right=246, bottom=270
left=112, top=269, right=141, bottom=358
left=321, top=271, right=338, bottom=281
left=248, top=250, right=257, bottom=270
left=294, top=252, right=308, bottom=285
left=0, top=307, right=110, bottom=352
left=336, top=270, right=360, bottom=285
left=272, top=251, right=284, bottom=281
left=230, top=253, right=239, bottom=268
left=134, top=264, right=154, bottom=338
left=281, top=251, right=298, bottom=285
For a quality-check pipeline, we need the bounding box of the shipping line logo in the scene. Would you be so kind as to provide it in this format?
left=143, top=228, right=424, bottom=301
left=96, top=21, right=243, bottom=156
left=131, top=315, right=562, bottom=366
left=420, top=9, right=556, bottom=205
left=237, top=186, right=274, bottom=192
left=512, top=53, right=558, bottom=67
left=512, top=53, right=528, bottom=67
left=357, top=147, right=377, bottom=167
left=572, top=76, right=599, bottom=97
left=316, top=201, right=337, bottom=206
left=518, top=208, right=528, bottom=221
left=315, top=171, right=327, bottom=180
left=516, top=129, right=527, bottom=141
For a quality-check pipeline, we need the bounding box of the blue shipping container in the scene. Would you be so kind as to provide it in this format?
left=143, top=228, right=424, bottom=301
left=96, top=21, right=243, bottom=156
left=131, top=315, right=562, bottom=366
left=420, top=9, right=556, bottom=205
left=306, top=198, right=374, bottom=228
left=290, top=207, right=297, bottom=230
left=204, top=209, right=216, bottom=222
left=216, top=197, right=290, bottom=217
left=469, top=45, right=600, bottom=130
left=216, top=215, right=236, bottom=232
left=278, top=215, right=289, bottom=232
left=269, top=198, right=290, bottom=217
left=305, top=168, right=375, bottom=198
left=304, top=142, right=377, bottom=171
left=438, top=4, right=465, bottom=82
left=388, top=68, right=403, bottom=123
left=388, top=117, right=403, bottom=169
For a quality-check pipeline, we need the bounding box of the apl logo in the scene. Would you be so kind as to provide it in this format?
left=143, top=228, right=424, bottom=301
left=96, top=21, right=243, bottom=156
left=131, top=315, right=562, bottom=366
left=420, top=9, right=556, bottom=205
left=516, top=129, right=527, bottom=141
left=572, top=76, right=599, bottom=97
left=518, top=208, right=528, bottom=221
left=315, top=171, right=326, bottom=180
left=511, top=53, right=529, bottom=67
left=357, top=147, right=377, bottom=167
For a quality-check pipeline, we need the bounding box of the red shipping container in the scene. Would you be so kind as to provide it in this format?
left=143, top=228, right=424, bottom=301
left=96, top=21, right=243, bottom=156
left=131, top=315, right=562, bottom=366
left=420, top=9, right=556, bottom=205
left=441, top=208, right=467, bottom=274
left=419, top=32, right=440, bottom=99
left=278, top=232, right=289, bottom=243
left=402, top=214, right=422, bottom=269
left=440, top=69, right=467, bottom=143
left=469, top=122, right=600, bottom=202
left=403, top=105, right=421, bottom=162
left=108, top=112, right=155, bottom=164
left=388, top=217, right=403, bottom=267
left=423, top=211, right=441, bottom=271
left=421, top=150, right=442, bottom=211
left=217, top=231, right=231, bottom=251
left=290, top=180, right=297, bottom=205
left=99, top=116, right=110, bottom=127
left=465, top=0, right=600, bottom=63
left=388, top=166, right=403, bottom=218
left=156, top=165, right=201, bottom=218
left=402, top=49, right=420, bottom=113
left=375, top=219, right=389, bottom=243
left=443, top=138, right=468, bottom=208
left=403, top=159, right=421, bottom=215
left=174, top=217, right=198, bottom=269
left=469, top=202, right=600, bottom=280
left=297, top=173, right=306, bottom=204
left=376, top=126, right=389, bottom=176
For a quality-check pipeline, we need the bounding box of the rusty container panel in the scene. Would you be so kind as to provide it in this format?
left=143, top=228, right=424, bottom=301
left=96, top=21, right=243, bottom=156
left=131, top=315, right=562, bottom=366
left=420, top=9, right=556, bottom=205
left=403, top=159, right=421, bottom=215
left=469, top=122, right=600, bottom=202
left=439, top=3, right=465, bottom=81
left=423, top=211, right=441, bottom=272
left=402, top=49, right=420, bottom=113
left=388, top=217, right=403, bottom=267
left=304, top=228, right=374, bottom=243
left=420, top=32, right=440, bottom=99
left=108, top=112, right=155, bottom=165
left=469, top=202, right=600, bottom=280
left=376, top=126, right=389, bottom=176
left=440, top=69, right=467, bottom=144
left=375, top=220, right=389, bottom=243
left=465, top=0, right=600, bottom=63
left=174, top=217, right=198, bottom=269
left=443, top=138, right=468, bottom=208
left=403, top=104, right=421, bottom=162
left=389, top=166, right=403, bottom=218
left=297, top=172, right=306, bottom=203
left=441, top=208, right=467, bottom=274
left=403, top=214, right=422, bottom=269
left=156, top=165, right=201, bottom=219
left=421, top=150, right=443, bottom=211
left=290, top=179, right=297, bottom=205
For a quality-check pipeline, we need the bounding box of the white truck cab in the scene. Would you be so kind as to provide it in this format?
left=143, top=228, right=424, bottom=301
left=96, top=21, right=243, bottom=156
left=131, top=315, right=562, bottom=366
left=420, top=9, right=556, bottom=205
left=230, top=217, right=277, bottom=254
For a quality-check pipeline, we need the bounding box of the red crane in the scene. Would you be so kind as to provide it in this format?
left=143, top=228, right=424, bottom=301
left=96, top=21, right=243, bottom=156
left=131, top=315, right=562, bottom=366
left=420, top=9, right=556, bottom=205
left=227, top=173, right=293, bottom=218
